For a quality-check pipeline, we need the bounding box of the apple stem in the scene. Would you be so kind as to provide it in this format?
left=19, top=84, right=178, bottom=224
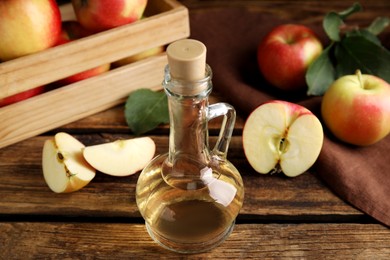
left=356, top=70, right=364, bottom=89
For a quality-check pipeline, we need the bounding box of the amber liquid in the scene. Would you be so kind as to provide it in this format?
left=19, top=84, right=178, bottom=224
left=136, top=154, right=244, bottom=253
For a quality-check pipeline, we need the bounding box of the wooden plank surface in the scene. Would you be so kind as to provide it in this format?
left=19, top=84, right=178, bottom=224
left=179, top=0, right=390, bottom=20
left=1, top=223, right=390, bottom=259
left=1, top=0, right=389, bottom=258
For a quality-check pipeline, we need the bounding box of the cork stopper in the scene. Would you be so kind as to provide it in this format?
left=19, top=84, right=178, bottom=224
left=166, top=39, right=207, bottom=81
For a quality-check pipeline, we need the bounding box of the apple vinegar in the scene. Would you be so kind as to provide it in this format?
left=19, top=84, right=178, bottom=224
left=135, top=39, right=244, bottom=253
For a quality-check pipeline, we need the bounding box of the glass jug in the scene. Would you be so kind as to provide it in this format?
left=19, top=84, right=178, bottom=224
left=135, top=39, right=244, bottom=253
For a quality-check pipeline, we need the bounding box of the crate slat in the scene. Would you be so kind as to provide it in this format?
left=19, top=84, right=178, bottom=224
left=0, top=54, right=168, bottom=149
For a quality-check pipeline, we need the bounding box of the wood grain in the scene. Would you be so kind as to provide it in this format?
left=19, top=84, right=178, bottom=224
left=179, top=0, right=390, bottom=21
left=1, top=222, right=389, bottom=259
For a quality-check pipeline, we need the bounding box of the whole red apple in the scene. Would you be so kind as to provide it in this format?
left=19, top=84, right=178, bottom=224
left=0, top=87, right=44, bottom=108
left=55, top=21, right=111, bottom=85
left=257, top=24, right=323, bottom=91
left=321, top=70, right=390, bottom=146
left=71, top=0, right=148, bottom=32
left=0, top=0, right=61, bottom=61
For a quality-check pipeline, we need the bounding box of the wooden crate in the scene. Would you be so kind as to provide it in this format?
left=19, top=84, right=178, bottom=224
left=0, top=0, right=189, bottom=149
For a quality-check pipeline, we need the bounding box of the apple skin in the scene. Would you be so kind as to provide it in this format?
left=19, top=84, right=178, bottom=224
left=321, top=71, right=390, bottom=146
left=60, top=21, right=96, bottom=40
left=257, top=24, right=323, bottom=91
left=113, top=45, right=164, bottom=67
left=55, top=21, right=111, bottom=84
left=71, top=0, right=148, bottom=32
left=0, top=0, right=62, bottom=61
left=58, top=62, right=110, bottom=84
left=0, top=86, right=44, bottom=108
left=243, top=100, right=323, bottom=177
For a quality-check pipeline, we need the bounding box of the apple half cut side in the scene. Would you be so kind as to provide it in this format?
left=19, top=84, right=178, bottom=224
left=83, top=137, right=156, bottom=177
left=242, top=100, right=324, bottom=177
left=42, top=132, right=96, bottom=193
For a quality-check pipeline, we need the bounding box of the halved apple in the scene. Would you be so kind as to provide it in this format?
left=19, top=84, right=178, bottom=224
left=242, top=100, right=323, bottom=177
left=42, top=132, right=96, bottom=193
left=83, top=137, right=156, bottom=176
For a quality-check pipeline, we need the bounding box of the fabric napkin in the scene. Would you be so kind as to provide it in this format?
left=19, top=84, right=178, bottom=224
left=188, top=7, right=390, bottom=227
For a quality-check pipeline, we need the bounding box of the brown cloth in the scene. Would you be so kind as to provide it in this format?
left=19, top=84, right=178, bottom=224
left=188, top=7, right=390, bottom=226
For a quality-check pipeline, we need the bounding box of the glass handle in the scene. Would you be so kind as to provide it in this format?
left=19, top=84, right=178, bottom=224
left=207, top=102, right=236, bottom=160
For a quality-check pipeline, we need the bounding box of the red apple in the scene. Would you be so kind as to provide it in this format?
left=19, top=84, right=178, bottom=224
left=55, top=21, right=111, bottom=84
left=321, top=70, right=390, bottom=146
left=0, top=0, right=62, bottom=61
left=71, top=0, right=148, bottom=32
left=0, top=86, right=44, bottom=108
left=257, top=24, right=323, bottom=91
left=58, top=62, right=111, bottom=84
left=113, top=45, right=164, bottom=67
left=243, top=100, right=324, bottom=177
left=60, top=21, right=96, bottom=41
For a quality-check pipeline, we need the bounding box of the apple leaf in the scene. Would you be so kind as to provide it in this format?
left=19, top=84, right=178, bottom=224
left=306, top=2, right=390, bottom=96
left=125, top=89, right=169, bottom=135
left=306, top=44, right=336, bottom=96
left=345, top=29, right=381, bottom=46
left=323, top=12, right=343, bottom=41
left=323, top=3, right=362, bottom=42
left=334, top=35, right=390, bottom=82
left=367, top=17, right=390, bottom=35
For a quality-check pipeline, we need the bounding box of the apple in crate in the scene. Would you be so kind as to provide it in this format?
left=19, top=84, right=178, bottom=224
left=113, top=45, right=164, bottom=67
left=42, top=132, right=96, bottom=193
left=321, top=70, right=390, bottom=146
left=71, top=0, right=148, bottom=32
left=56, top=21, right=111, bottom=84
left=0, top=0, right=61, bottom=61
left=83, top=137, right=156, bottom=176
left=257, top=24, right=322, bottom=91
left=243, top=100, right=324, bottom=177
left=0, top=86, right=44, bottom=108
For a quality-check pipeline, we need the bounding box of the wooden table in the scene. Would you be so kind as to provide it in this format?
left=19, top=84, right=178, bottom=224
left=1, top=0, right=390, bottom=258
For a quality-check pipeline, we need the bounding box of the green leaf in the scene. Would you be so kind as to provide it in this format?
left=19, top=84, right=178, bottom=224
left=334, top=35, right=390, bottom=82
left=323, top=3, right=362, bottom=42
left=345, top=29, right=381, bottom=46
left=124, top=89, right=169, bottom=135
left=323, top=12, right=343, bottom=41
left=366, top=17, right=390, bottom=35
left=306, top=44, right=336, bottom=96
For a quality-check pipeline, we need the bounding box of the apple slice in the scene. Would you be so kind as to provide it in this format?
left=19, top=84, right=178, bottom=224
left=42, top=132, right=96, bottom=193
left=83, top=137, right=156, bottom=176
left=242, top=100, right=324, bottom=177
